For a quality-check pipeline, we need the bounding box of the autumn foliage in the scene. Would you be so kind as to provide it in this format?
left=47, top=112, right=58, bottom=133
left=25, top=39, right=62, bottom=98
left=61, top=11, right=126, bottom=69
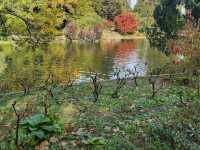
left=114, top=12, right=138, bottom=34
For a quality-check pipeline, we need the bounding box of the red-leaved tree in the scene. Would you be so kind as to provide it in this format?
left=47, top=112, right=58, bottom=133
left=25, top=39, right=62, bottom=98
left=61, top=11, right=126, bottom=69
left=114, top=12, right=138, bottom=34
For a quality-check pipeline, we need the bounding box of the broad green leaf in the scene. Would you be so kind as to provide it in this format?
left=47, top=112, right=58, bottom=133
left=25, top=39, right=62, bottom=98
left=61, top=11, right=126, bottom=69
left=22, top=114, right=51, bottom=126
left=41, top=124, right=61, bottom=133
left=31, top=130, right=46, bottom=139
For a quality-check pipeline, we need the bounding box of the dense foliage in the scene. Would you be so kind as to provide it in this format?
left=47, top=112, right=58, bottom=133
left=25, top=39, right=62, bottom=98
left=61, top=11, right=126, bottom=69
left=134, top=0, right=159, bottom=32
left=153, top=0, right=186, bottom=38
left=185, top=0, right=200, bottom=22
left=93, top=0, right=129, bottom=20
left=0, top=0, right=68, bottom=45
left=0, top=0, right=132, bottom=44
left=147, top=0, right=200, bottom=53
left=146, top=24, right=169, bottom=54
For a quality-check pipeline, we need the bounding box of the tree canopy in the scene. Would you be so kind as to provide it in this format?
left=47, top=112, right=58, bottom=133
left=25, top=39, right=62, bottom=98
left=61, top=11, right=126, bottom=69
left=0, top=0, right=69, bottom=45
left=0, top=0, right=131, bottom=45
left=93, top=0, right=122, bottom=20
left=0, top=0, right=104, bottom=44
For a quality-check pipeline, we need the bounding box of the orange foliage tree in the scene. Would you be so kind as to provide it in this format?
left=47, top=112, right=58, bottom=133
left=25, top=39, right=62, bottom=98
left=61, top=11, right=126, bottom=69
left=114, top=12, right=138, bottom=34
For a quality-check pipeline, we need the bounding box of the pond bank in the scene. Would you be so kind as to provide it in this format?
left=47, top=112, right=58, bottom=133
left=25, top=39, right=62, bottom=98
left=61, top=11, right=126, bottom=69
left=101, top=30, right=146, bottom=40
left=54, top=30, right=146, bottom=42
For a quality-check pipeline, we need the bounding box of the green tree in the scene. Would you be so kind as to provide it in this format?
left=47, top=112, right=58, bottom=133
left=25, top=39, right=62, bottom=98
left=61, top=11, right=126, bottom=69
left=93, top=0, right=122, bottom=20
left=153, top=0, right=185, bottom=38
left=146, top=24, right=169, bottom=54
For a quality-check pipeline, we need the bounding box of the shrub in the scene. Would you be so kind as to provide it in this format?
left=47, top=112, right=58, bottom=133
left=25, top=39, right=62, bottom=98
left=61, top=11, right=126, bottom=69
left=114, top=12, right=138, bottom=34
left=111, top=68, right=128, bottom=98
left=21, top=114, right=63, bottom=145
left=89, top=72, right=102, bottom=102
left=78, top=24, right=103, bottom=42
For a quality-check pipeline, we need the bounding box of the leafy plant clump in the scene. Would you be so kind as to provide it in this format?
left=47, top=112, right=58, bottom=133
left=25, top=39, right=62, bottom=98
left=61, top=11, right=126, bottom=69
left=21, top=114, right=63, bottom=145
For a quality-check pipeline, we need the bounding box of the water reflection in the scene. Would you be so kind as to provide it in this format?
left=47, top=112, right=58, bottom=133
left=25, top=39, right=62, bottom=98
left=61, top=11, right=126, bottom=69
left=0, top=39, right=168, bottom=91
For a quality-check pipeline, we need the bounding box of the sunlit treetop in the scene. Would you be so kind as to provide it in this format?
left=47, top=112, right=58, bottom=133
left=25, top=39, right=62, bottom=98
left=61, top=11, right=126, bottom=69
left=0, top=0, right=71, bottom=45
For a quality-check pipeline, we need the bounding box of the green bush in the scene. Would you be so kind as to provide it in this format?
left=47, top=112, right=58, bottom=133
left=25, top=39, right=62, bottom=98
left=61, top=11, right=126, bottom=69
left=21, top=114, right=63, bottom=145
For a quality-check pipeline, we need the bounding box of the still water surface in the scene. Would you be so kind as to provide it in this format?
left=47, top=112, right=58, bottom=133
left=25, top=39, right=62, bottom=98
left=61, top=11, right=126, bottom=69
left=0, top=39, right=167, bottom=91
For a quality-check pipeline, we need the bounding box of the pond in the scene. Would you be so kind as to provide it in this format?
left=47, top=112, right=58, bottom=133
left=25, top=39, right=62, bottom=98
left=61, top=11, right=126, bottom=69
left=0, top=39, right=168, bottom=92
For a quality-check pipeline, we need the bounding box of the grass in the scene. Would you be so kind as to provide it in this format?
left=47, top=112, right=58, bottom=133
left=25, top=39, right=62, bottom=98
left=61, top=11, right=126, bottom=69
left=0, top=79, right=200, bottom=149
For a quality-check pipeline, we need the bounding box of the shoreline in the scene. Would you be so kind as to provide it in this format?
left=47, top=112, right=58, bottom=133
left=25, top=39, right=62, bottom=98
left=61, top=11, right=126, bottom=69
left=0, top=33, right=146, bottom=44
left=100, top=30, right=146, bottom=40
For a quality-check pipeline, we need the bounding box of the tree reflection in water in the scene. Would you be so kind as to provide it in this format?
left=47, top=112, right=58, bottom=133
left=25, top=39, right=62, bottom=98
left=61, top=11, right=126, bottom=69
left=0, top=39, right=165, bottom=92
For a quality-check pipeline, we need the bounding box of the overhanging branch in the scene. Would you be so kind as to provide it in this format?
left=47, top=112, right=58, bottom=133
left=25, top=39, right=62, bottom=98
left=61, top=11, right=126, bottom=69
left=0, top=7, right=34, bottom=42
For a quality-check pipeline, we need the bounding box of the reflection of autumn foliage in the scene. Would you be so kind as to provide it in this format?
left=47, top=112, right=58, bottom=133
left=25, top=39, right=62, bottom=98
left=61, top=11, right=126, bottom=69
left=117, top=40, right=137, bottom=52
left=101, top=40, right=138, bottom=58
left=101, top=41, right=118, bottom=51
left=114, top=40, right=138, bottom=60
left=102, top=40, right=137, bottom=51
left=114, top=12, right=138, bottom=34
